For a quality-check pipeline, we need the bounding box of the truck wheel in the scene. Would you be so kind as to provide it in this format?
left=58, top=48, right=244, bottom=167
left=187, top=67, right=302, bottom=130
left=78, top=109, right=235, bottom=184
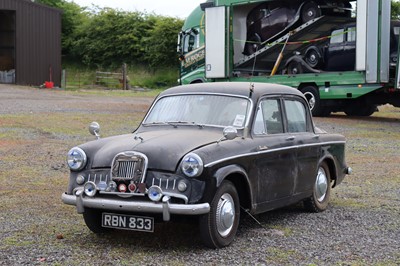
left=305, top=47, right=321, bottom=68
left=83, top=208, right=110, bottom=234
left=287, top=61, right=303, bottom=74
left=345, top=104, right=377, bottom=116
left=304, top=161, right=331, bottom=212
left=301, top=86, right=330, bottom=117
left=301, top=1, right=322, bottom=24
left=199, top=180, right=240, bottom=248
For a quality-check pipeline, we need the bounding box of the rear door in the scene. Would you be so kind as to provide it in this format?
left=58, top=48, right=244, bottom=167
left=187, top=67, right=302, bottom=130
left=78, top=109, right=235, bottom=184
left=282, top=97, right=320, bottom=195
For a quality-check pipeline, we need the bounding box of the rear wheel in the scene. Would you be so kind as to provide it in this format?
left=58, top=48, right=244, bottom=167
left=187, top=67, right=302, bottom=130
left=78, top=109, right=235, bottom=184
left=304, top=161, right=331, bottom=212
left=345, top=104, right=377, bottom=116
left=301, top=1, right=322, bottom=24
left=83, top=208, right=110, bottom=234
left=199, top=181, right=240, bottom=248
left=244, top=34, right=262, bottom=55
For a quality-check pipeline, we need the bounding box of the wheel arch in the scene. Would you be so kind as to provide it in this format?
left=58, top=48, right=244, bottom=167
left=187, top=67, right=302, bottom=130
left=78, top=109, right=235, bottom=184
left=213, top=165, right=253, bottom=211
left=319, top=156, right=339, bottom=188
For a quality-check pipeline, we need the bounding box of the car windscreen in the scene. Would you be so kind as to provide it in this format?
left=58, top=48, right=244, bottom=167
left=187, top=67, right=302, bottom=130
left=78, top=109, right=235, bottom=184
left=144, top=94, right=251, bottom=128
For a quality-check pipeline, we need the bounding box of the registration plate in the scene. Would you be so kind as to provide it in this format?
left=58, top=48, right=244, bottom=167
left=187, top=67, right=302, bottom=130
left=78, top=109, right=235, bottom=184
left=102, top=213, right=154, bottom=232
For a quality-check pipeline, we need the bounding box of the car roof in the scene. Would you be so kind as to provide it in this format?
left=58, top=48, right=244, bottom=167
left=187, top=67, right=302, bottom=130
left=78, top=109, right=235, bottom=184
left=160, top=82, right=304, bottom=100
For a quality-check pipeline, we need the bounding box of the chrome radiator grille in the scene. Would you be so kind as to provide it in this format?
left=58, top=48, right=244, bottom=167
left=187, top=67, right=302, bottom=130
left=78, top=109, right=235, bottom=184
left=111, top=152, right=148, bottom=182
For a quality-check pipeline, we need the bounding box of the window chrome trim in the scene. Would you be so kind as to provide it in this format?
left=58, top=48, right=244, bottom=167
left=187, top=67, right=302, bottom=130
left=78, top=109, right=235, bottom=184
left=142, top=92, right=254, bottom=129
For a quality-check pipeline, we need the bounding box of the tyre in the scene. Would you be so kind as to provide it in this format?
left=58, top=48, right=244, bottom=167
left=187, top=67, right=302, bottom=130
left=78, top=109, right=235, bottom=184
left=345, top=104, right=377, bottom=117
left=287, top=61, right=303, bottom=75
left=244, top=34, right=262, bottom=55
left=305, top=47, right=321, bottom=68
left=301, top=86, right=330, bottom=117
left=83, top=208, right=111, bottom=234
left=199, top=180, right=240, bottom=248
left=301, top=1, right=322, bottom=24
left=304, top=161, right=331, bottom=212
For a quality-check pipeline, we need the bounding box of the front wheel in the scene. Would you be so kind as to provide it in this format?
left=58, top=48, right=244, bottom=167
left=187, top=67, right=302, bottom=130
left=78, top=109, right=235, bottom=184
left=199, top=180, right=240, bottom=248
left=301, top=86, right=330, bottom=117
left=304, top=162, right=331, bottom=212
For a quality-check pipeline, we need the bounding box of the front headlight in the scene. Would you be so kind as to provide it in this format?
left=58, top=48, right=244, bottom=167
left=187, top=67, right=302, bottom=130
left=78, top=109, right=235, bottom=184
left=181, top=153, right=203, bottom=177
left=67, top=147, right=87, bottom=171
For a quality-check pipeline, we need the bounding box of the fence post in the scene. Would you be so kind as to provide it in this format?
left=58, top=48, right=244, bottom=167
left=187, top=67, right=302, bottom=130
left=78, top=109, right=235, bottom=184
left=122, top=63, right=127, bottom=90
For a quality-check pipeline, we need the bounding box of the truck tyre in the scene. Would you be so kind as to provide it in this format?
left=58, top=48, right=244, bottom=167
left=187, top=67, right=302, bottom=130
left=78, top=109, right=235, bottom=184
left=83, top=208, right=110, bottom=234
left=199, top=180, right=240, bottom=248
left=304, top=161, right=331, bottom=212
left=301, top=86, right=330, bottom=117
left=301, top=1, right=322, bottom=24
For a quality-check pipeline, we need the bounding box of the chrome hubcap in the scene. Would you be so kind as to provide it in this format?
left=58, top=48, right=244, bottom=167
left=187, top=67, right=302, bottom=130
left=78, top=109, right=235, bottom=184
left=315, top=167, right=328, bottom=202
left=304, top=92, right=316, bottom=110
left=216, top=193, right=235, bottom=237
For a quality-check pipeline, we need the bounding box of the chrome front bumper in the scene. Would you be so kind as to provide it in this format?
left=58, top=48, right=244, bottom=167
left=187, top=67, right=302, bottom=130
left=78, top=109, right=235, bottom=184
left=61, top=190, right=210, bottom=222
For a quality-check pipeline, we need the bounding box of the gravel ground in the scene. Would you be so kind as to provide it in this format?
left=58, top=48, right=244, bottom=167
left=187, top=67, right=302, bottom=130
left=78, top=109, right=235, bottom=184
left=0, top=84, right=399, bottom=265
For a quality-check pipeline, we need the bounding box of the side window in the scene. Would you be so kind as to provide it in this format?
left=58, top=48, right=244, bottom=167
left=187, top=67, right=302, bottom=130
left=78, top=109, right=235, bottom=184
left=253, top=99, right=284, bottom=135
left=330, top=29, right=344, bottom=44
left=347, top=27, right=356, bottom=42
left=284, top=99, right=308, bottom=133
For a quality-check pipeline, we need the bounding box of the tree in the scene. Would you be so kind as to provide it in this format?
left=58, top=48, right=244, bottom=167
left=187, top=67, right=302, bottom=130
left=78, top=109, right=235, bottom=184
left=392, top=0, right=400, bottom=19
left=144, top=16, right=184, bottom=69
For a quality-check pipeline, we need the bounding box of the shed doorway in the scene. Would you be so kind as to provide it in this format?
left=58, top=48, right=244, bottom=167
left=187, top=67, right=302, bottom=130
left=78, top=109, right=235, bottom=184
left=0, top=10, right=16, bottom=84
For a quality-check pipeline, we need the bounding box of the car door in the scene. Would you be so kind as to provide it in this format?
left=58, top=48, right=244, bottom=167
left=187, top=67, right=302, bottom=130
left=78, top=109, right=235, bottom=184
left=251, top=97, right=297, bottom=205
left=282, top=97, right=320, bottom=195
left=325, top=28, right=345, bottom=71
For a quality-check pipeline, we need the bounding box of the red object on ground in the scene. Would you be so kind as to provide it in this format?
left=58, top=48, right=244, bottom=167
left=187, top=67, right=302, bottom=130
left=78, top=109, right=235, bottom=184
left=45, top=81, right=54, bottom=88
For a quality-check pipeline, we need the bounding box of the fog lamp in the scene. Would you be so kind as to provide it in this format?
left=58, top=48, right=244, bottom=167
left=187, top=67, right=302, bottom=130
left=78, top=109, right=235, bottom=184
left=84, top=182, right=97, bottom=197
left=76, top=175, right=85, bottom=185
left=178, top=181, right=188, bottom=192
left=128, top=183, right=137, bottom=192
left=148, top=186, right=163, bottom=202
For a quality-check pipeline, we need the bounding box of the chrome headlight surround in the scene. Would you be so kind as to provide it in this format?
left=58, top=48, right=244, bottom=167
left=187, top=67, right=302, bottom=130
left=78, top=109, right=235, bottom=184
left=181, top=153, right=203, bottom=178
left=67, top=147, right=87, bottom=171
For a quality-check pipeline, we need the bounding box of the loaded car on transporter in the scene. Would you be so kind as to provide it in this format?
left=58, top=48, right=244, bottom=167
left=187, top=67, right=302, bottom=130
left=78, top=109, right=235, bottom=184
left=62, top=82, right=351, bottom=248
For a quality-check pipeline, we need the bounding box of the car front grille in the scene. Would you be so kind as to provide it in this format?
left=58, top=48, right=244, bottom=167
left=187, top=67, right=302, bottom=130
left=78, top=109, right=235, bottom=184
left=111, top=151, right=148, bottom=182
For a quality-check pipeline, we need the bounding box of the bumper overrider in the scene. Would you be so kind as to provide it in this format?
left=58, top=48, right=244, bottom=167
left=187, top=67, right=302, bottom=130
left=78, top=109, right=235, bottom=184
left=61, top=188, right=210, bottom=222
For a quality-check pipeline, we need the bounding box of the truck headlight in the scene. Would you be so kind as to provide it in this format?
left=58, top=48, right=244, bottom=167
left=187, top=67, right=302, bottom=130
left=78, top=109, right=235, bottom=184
left=67, top=147, right=87, bottom=171
left=181, top=153, right=203, bottom=177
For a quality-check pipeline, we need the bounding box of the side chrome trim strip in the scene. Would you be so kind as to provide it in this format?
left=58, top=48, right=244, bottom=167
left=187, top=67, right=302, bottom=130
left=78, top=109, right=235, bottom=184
left=205, top=141, right=346, bottom=168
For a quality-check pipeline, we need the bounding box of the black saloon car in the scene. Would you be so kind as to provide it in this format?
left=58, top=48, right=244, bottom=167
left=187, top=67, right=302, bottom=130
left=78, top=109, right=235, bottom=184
left=286, top=20, right=400, bottom=74
left=244, top=0, right=352, bottom=55
left=62, top=82, right=351, bottom=248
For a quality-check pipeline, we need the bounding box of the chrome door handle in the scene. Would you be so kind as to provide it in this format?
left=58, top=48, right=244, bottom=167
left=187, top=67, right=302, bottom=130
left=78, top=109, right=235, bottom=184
left=286, top=136, right=295, bottom=141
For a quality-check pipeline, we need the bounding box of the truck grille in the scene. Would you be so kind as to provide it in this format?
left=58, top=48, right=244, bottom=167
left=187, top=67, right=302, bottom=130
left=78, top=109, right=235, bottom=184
left=111, top=152, right=148, bottom=182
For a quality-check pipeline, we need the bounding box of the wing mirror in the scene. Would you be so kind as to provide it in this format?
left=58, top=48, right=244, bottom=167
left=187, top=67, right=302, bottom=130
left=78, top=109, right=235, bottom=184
left=217, top=126, right=238, bottom=143
left=89, top=121, right=101, bottom=139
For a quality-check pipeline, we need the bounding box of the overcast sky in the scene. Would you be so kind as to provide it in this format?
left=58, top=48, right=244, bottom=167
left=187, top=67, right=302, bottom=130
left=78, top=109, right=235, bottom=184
left=69, top=0, right=204, bottom=18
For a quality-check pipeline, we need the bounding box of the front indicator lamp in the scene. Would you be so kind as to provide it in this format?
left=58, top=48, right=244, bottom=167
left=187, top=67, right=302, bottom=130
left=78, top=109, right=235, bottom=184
left=84, top=182, right=97, bottom=197
left=148, top=186, right=163, bottom=202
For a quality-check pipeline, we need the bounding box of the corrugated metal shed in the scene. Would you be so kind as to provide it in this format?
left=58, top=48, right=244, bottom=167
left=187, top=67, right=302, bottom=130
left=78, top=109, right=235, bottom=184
left=0, top=0, right=62, bottom=86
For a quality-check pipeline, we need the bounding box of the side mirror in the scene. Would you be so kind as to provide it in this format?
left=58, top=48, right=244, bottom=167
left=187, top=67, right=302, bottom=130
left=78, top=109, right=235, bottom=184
left=223, top=126, right=238, bottom=140
left=89, top=121, right=101, bottom=139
